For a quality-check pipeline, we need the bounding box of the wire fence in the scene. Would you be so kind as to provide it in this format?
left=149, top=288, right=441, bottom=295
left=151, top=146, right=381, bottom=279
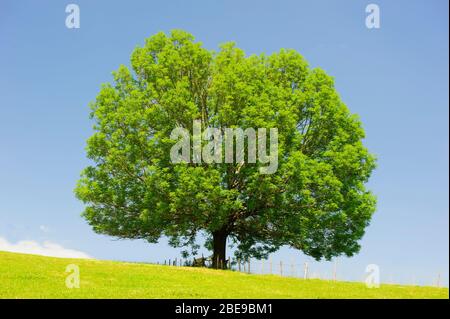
left=149, top=256, right=446, bottom=288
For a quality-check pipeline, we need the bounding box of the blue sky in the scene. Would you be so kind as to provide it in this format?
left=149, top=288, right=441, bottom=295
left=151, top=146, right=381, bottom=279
left=0, top=0, right=448, bottom=286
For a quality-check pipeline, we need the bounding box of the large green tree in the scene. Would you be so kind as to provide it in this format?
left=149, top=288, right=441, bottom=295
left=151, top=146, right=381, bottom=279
left=75, top=30, right=376, bottom=268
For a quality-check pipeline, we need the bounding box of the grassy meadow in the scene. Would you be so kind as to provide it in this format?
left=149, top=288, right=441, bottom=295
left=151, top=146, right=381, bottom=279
left=0, top=251, right=447, bottom=299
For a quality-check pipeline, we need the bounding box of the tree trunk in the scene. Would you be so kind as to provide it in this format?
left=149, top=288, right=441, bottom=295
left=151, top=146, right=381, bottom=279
left=212, top=230, right=227, bottom=269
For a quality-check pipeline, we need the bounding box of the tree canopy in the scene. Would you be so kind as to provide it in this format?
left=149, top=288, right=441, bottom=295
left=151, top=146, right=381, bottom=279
left=75, top=30, right=376, bottom=267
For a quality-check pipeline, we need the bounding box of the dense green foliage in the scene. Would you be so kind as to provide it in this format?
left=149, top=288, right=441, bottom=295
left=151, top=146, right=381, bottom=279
left=75, top=30, right=376, bottom=264
left=1, top=252, right=447, bottom=299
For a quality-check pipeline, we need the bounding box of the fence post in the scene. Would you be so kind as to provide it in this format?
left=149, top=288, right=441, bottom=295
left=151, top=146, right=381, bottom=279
left=333, top=259, right=337, bottom=281
left=303, top=262, right=308, bottom=279
left=280, top=261, right=283, bottom=276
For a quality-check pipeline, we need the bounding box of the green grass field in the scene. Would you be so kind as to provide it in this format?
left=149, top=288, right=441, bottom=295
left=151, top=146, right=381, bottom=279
left=0, top=251, right=447, bottom=299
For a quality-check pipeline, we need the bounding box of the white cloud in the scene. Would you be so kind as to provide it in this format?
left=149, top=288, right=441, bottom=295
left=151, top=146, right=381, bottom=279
left=0, top=237, right=92, bottom=259
left=39, top=225, right=50, bottom=233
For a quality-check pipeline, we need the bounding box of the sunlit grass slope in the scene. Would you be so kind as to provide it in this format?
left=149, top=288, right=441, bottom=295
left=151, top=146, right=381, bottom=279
left=0, top=251, right=447, bottom=299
